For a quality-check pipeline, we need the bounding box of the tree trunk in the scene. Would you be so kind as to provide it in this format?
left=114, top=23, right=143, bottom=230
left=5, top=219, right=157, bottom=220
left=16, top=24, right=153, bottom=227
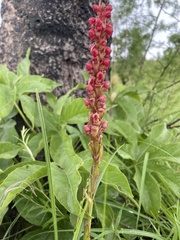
left=0, top=0, right=109, bottom=97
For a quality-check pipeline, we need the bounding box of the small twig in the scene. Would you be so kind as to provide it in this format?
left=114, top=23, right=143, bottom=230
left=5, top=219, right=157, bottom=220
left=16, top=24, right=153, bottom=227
left=167, top=118, right=180, bottom=129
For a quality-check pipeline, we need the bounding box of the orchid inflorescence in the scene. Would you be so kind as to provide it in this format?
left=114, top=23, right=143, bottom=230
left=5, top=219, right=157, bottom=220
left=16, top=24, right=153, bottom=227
left=84, top=2, right=113, bottom=164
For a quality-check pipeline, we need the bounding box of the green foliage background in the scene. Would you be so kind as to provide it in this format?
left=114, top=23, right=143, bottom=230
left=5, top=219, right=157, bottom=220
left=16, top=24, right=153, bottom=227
left=0, top=0, right=180, bottom=239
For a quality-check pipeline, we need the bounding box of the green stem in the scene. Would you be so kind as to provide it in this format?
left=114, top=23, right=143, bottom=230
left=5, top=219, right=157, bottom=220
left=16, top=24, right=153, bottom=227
left=36, top=92, right=58, bottom=240
left=83, top=161, right=100, bottom=240
left=14, top=101, right=36, bottom=133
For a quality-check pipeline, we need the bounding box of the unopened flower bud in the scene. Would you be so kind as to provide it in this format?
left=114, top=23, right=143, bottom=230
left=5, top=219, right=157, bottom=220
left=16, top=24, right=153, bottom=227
left=103, top=81, right=110, bottom=91
left=105, top=5, right=113, bottom=11
left=84, top=98, right=90, bottom=107
left=91, top=125, right=99, bottom=138
left=86, top=84, right=94, bottom=95
left=88, top=29, right=96, bottom=40
left=104, top=11, right=111, bottom=18
left=101, top=121, right=108, bottom=131
left=105, top=46, right=112, bottom=56
left=88, top=17, right=96, bottom=25
left=105, top=23, right=113, bottom=38
left=103, top=58, right=110, bottom=68
left=96, top=71, right=104, bottom=83
left=93, top=4, right=100, bottom=12
left=86, top=62, right=93, bottom=71
left=98, top=108, right=105, bottom=118
left=98, top=94, right=106, bottom=103
left=84, top=125, right=91, bottom=135
left=92, top=112, right=100, bottom=123
left=91, top=47, right=99, bottom=58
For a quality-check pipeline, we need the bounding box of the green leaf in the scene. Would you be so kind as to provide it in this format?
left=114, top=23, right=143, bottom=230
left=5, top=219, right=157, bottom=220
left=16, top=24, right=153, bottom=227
left=78, top=150, right=133, bottom=198
left=0, top=119, right=18, bottom=144
left=17, top=48, right=31, bottom=76
left=95, top=202, right=114, bottom=228
left=149, top=143, right=180, bottom=164
left=134, top=169, right=161, bottom=217
left=59, top=98, right=88, bottom=125
left=0, top=65, right=18, bottom=86
left=149, top=163, right=180, bottom=197
left=0, top=84, right=15, bottom=119
left=15, top=192, right=52, bottom=227
left=16, top=75, right=61, bottom=95
left=20, top=229, right=73, bottom=240
left=0, top=162, right=47, bottom=218
left=19, top=95, right=36, bottom=128
left=54, top=83, right=86, bottom=115
left=102, top=164, right=133, bottom=197
left=0, top=142, right=21, bottom=159
left=148, top=123, right=172, bottom=144
left=109, top=120, right=137, bottom=146
left=50, top=130, right=83, bottom=215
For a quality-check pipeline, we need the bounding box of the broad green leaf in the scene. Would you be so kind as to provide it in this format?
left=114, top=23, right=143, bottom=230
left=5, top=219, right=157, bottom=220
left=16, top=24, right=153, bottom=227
left=17, top=48, right=31, bottom=76
left=95, top=202, right=114, bottom=228
left=16, top=75, right=61, bottom=94
left=15, top=192, right=52, bottom=227
left=78, top=150, right=132, bottom=197
left=54, top=83, right=86, bottom=115
left=0, top=159, right=14, bottom=171
left=19, top=95, right=36, bottom=128
left=0, top=65, right=18, bottom=86
left=59, top=98, right=88, bottom=125
left=51, top=163, right=81, bottom=215
left=0, top=84, right=15, bottom=119
left=0, top=142, right=21, bottom=159
left=149, top=143, right=180, bottom=163
left=118, top=144, right=136, bottom=161
left=50, top=130, right=83, bottom=215
left=0, top=119, right=18, bottom=143
left=34, top=106, right=59, bottom=132
left=0, top=162, right=47, bottom=217
left=20, top=229, right=73, bottom=240
left=149, top=163, right=180, bottom=197
left=118, top=97, right=139, bottom=127
left=134, top=169, right=161, bottom=217
left=147, top=123, right=172, bottom=144
left=109, top=119, right=137, bottom=146
left=102, top=164, right=133, bottom=197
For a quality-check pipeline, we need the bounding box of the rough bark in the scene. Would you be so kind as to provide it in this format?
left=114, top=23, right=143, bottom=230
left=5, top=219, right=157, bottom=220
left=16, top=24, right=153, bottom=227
left=0, top=0, right=109, bottom=97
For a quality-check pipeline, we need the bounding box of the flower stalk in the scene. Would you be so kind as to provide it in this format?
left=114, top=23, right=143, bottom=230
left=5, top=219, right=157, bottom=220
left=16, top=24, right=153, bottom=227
left=83, top=2, right=113, bottom=239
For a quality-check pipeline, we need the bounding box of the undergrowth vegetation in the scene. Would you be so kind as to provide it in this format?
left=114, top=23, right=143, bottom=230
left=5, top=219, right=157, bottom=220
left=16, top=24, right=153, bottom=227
left=0, top=49, right=180, bottom=240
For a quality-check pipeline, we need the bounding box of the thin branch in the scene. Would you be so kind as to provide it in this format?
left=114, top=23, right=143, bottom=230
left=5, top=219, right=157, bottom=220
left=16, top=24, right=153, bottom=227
left=167, top=118, right=180, bottom=129
left=140, top=0, right=166, bottom=72
left=158, top=80, right=180, bottom=93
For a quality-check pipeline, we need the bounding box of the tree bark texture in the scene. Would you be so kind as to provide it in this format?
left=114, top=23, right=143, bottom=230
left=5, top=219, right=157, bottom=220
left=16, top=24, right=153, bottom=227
left=0, top=0, right=109, bottom=97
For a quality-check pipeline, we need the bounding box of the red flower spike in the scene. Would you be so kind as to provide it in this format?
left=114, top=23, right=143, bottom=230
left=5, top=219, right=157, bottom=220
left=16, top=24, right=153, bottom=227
left=84, top=1, right=113, bottom=157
